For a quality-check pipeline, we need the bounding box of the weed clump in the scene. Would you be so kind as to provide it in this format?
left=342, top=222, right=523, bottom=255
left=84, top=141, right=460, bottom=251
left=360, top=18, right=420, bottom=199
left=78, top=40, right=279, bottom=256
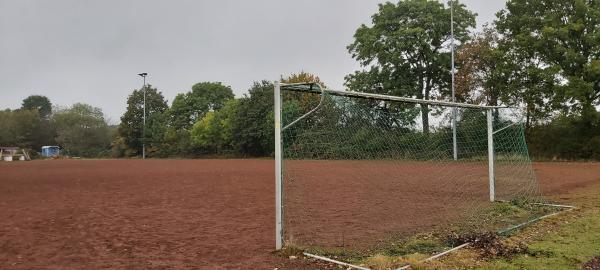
left=278, top=245, right=304, bottom=257
left=447, top=231, right=528, bottom=258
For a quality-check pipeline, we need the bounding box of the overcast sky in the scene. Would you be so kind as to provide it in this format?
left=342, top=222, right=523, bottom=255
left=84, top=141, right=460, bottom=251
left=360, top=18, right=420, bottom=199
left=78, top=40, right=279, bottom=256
left=0, top=0, right=507, bottom=123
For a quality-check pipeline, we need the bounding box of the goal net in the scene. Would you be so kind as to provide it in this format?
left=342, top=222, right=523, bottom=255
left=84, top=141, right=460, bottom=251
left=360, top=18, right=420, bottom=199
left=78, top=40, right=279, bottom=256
left=275, top=82, right=545, bottom=253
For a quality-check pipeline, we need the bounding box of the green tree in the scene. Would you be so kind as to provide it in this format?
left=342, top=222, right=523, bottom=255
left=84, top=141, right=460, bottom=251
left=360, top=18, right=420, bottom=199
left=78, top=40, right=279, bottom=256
left=190, top=99, right=239, bottom=153
left=158, top=128, right=193, bottom=157
left=346, top=0, right=476, bottom=133
left=528, top=111, right=600, bottom=160
left=21, top=95, right=52, bottom=118
left=0, top=109, right=52, bottom=150
left=501, top=46, right=558, bottom=129
left=0, top=110, right=12, bottom=146
left=117, top=85, right=168, bottom=157
left=52, top=103, right=111, bottom=157
left=455, top=26, right=505, bottom=106
left=231, top=73, right=326, bottom=157
left=110, top=135, right=130, bottom=157
left=190, top=112, right=220, bottom=152
left=455, top=25, right=557, bottom=129
left=145, top=111, right=169, bottom=156
left=231, top=81, right=275, bottom=156
left=496, top=0, right=600, bottom=117
left=168, top=82, right=234, bottom=130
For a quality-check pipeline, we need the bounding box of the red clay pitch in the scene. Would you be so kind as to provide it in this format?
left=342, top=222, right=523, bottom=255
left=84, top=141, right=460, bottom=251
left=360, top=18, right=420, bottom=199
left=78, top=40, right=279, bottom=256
left=0, top=159, right=598, bottom=269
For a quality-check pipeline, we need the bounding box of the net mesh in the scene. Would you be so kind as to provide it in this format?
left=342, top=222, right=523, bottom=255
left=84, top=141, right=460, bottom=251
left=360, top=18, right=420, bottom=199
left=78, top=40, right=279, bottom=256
left=280, top=89, right=544, bottom=252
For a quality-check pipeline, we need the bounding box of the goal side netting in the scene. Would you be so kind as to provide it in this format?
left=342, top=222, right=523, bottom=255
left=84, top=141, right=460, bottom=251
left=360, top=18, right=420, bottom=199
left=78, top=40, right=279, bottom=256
left=274, top=82, right=545, bottom=252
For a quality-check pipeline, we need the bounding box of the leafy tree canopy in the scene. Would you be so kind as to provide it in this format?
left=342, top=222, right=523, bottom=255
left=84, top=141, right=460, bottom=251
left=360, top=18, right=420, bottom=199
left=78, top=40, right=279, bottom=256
left=53, top=103, right=110, bottom=157
left=496, top=0, right=600, bottom=115
left=231, top=81, right=275, bottom=156
left=0, top=109, right=49, bottom=149
left=190, top=99, right=239, bottom=153
left=346, top=0, right=476, bottom=132
left=169, top=82, right=234, bottom=130
left=455, top=26, right=503, bottom=105
left=21, top=95, right=52, bottom=118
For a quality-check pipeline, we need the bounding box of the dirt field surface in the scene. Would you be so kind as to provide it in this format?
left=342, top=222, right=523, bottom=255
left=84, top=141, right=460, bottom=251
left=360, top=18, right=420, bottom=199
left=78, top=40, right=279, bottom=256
left=584, top=257, right=600, bottom=270
left=283, top=160, right=538, bottom=249
left=0, top=160, right=599, bottom=269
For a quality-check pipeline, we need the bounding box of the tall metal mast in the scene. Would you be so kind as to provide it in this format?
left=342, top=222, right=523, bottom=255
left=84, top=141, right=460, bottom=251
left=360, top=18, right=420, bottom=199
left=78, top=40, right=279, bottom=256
left=451, top=0, right=458, bottom=160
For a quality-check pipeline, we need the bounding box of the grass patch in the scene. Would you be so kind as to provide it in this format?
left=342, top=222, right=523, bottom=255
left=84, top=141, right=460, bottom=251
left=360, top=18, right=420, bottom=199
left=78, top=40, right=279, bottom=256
left=364, top=254, right=397, bottom=270
left=359, top=235, right=456, bottom=269
left=475, top=210, right=600, bottom=269
left=278, top=245, right=304, bottom=257
left=297, top=245, right=367, bottom=264
left=437, top=182, right=600, bottom=269
left=444, top=200, right=557, bottom=239
left=356, top=199, right=591, bottom=269
left=385, top=236, right=446, bottom=256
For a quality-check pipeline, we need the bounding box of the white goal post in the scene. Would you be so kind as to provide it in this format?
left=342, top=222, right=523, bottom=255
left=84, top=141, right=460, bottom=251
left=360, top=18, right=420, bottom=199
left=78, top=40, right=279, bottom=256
left=274, top=81, right=506, bottom=250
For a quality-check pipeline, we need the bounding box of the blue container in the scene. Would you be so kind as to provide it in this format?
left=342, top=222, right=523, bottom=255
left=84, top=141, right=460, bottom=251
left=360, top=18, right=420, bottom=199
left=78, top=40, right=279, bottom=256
left=41, top=146, right=60, bottom=157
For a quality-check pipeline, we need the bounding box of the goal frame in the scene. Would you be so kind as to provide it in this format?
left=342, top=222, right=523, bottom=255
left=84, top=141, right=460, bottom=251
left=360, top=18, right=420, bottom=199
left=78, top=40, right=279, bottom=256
left=273, top=81, right=505, bottom=250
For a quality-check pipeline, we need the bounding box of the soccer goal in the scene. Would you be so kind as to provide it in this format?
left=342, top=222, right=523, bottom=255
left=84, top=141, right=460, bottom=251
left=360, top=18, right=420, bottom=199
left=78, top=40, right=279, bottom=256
left=274, top=82, right=543, bottom=252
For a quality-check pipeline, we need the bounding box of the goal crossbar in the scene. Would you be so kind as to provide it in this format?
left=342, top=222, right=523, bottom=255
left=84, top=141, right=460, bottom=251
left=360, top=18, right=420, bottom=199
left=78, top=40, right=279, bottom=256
left=280, top=82, right=506, bottom=109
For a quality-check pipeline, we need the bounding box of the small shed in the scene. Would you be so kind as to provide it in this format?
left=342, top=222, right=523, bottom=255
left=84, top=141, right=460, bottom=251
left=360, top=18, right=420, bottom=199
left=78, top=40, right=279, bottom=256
left=0, top=147, right=30, bottom=161
left=42, top=146, right=60, bottom=157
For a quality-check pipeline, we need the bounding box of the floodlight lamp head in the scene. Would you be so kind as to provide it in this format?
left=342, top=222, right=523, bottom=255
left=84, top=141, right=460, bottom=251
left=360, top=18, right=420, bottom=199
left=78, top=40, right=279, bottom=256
left=138, top=73, right=148, bottom=77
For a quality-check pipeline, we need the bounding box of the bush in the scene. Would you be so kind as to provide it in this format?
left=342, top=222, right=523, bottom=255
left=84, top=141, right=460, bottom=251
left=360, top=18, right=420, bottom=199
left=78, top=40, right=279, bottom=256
left=528, top=111, right=600, bottom=160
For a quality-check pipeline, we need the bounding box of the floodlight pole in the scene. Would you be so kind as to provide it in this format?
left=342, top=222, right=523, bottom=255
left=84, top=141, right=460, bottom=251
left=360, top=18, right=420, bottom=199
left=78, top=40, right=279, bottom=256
left=138, top=72, right=148, bottom=159
left=274, top=81, right=283, bottom=250
left=451, top=0, right=458, bottom=161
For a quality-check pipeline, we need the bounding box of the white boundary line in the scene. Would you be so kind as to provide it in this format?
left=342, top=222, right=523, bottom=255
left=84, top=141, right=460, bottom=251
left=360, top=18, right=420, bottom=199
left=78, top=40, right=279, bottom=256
left=498, top=205, right=576, bottom=234
left=303, top=252, right=371, bottom=270
left=424, top=242, right=471, bottom=261
left=395, top=243, right=471, bottom=270
left=534, top=202, right=576, bottom=209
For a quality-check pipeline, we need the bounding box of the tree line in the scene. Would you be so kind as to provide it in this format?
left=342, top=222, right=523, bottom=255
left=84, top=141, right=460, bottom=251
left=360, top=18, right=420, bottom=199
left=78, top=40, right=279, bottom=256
left=0, top=96, right=114, bottom=158
left=112, top=72, right=323, bottom=158
left=1, top=0, right=599, bottom=160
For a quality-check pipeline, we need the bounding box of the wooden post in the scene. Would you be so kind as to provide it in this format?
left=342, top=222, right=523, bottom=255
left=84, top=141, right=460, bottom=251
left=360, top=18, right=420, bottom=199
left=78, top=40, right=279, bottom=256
left=22, top=149, right=30, bottom=161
